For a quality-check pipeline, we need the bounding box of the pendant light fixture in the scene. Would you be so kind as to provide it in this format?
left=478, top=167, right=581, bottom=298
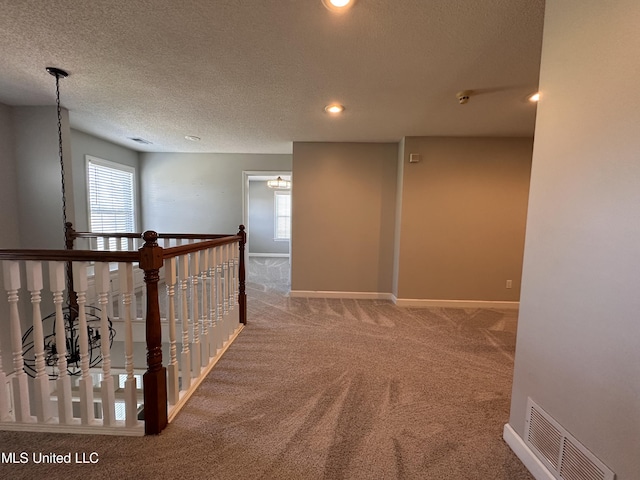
left=21, top=67, right=116, bottom=380
left=267, top=176, right=292, bottom=190
left=46, top=66, right=70, bottom=245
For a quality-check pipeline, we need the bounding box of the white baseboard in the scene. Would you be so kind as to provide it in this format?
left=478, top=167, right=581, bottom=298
left=289, top=291, right=519, bottom=308
left=289, top=290, right=394, bottom=301
left=248, top=253, right=290, bottom=258
left=503, top=423, right=555, bottom=480
left=393, top=298, right=519, bottom=309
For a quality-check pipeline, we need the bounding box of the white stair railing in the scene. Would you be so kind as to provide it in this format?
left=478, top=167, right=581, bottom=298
left=165, top=257, right=179, bottom=406
left=5, top=261, right=30, bottom=423
left=0, top=229, right=246, bottom=436
left=50, top=260, right=73, bottom=425
left=27, top=261, right=53, bottom=423
left=72, top=261, right=94, bottom=425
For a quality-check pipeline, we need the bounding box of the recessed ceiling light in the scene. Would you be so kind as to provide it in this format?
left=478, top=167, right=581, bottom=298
left=324, top=104, right=345, bottom=114
left=528, top=92, right=541, bottom=102
left=185, top=135, right=201, bottom=141
left=322, top=0, right=355, bottom=12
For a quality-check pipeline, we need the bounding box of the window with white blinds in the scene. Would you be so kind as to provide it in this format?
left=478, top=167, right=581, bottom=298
left=274, top=191, right=291, bottom=240
left=86, top=156, right=136, bottom=250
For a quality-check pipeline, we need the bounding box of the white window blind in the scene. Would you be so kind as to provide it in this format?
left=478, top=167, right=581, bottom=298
left=274, top=191, right=291, bottom=240
left=86, top=156, right=135, bottom=250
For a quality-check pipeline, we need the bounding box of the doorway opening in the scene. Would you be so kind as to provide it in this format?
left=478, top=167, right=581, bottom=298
left=242, top=171, right=291, bottom=293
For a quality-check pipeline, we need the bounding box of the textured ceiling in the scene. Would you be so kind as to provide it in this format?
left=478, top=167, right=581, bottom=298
left=0, top=0, right=545, bottom=154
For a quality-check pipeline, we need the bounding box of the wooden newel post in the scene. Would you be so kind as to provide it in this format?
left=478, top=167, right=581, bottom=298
left=238, top=225, right=247, bottom=325
left=140, top=230, right=168, bottom=435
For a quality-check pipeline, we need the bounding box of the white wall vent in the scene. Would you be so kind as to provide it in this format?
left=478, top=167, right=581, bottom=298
left=525, top=398, right=615, bottom=480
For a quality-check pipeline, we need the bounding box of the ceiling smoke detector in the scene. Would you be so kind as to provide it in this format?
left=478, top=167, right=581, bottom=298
left=456, top=90, right=472, bottom=104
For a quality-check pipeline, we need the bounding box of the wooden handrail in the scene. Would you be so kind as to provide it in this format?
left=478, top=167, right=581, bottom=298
left=70, top=231, right=234, bottom=240
left=1, top=223, right=247, bottom=435
left=0, top=249, right=139, bottom=262
left=71, top=232, right=142, bottom=239
left=161, top=236, right=241, bottom=259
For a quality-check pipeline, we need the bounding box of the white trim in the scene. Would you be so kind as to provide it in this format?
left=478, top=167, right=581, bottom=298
left=289, top=290, right=394, bottom=301
left=393, top=298, right=519, bottom=309
left=248, top=253, right=290, bottom=258
left=273, top=190, right=291, bottom=240
left=85, top=155, right=137, bottom=237
left=167, top=324, right=244, bottom=423
left=288, top=291, right=519, bottom=308
left=0, top=420, right=143, bottom=436
left=242, top=170, right=292, bottom=256
left=503, top=423, right=555, bottom=480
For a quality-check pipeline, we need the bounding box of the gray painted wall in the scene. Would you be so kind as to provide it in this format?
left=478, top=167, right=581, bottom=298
left=508, top=1, right=640, bottom=478
left=291, top=142, right=398, bottom=294
left=396, top=137, right=532, bottom=301
left=13, top=106, right=73, bottom=249
left=140, top=153, right=292, bottom=233
left=0, top=102, right=19, bottom=367
left=0, top=103, right=20, bottom=248
left=70, top=129, right=141, bottom=232
left=248, top=180, right=289, bottom=255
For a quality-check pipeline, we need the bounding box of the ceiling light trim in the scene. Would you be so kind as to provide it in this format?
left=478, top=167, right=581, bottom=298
left=321, top=0, right=356, bottom=13
left=324, top=104, right=345, bottom=114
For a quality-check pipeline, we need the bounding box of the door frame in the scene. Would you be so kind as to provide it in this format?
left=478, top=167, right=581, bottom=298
left=242, top=170, right=292, bottom=258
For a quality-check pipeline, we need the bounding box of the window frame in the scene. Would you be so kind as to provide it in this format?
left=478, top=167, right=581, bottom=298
left=85, top=155, right=137, bottom=249
left=273, top=190, right=291, bottom=241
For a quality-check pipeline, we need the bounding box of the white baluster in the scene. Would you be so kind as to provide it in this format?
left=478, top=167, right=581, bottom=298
left=190, top=251, right=201, bottom=377
left=0, top=337, right=9, bottom=421
left=95, top=262, right=116, bottom=426
left=26, top=261, right=52, bottom=423
left=223, top=244, right=230, bottom=341
left=0, top=266, right=10, bottom=421
left=119, top=263, right=138, bottom=427
left=107, top=264, right=116, bottom=320
left=215, top=246, right=224, bottom=349
left=72, top=262, right=94, bottom=425
left=224, top=243, right=233, bottom=339
left=165, top=257, right=179, bottom=405
left=227, top=242, right=238, bottom=332
left=179, top=255, right=191, bottom=388
left=234, top=240, right=240, bottom=304
left=49, top=261, right=72, bottom=424
left=199, top=249, right=210, bottom=366
left=207, top=247, right=217, bottom=358
left=3, top=261, right=31, bottom=422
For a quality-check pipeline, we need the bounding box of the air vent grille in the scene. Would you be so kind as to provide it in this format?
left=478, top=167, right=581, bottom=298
left=525, top=398, right=615, bottom=480
left=128, top=137, right=152, bottom=145
left=528, top=406, right=563, bottom=468
left=560, top=438, right=606, bottom=480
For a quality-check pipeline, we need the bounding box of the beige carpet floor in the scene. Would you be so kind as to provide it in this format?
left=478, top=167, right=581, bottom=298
left=0, top=257, right=532, bottom=480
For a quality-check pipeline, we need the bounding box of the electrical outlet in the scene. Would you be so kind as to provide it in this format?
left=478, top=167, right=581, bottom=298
left=506, top=280, right=513, bottom=289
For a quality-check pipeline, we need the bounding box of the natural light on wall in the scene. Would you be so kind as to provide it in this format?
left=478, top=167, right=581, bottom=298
left=274, top=191, right=291, bottom=240
left=86, top=156, right=136, bottom=250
